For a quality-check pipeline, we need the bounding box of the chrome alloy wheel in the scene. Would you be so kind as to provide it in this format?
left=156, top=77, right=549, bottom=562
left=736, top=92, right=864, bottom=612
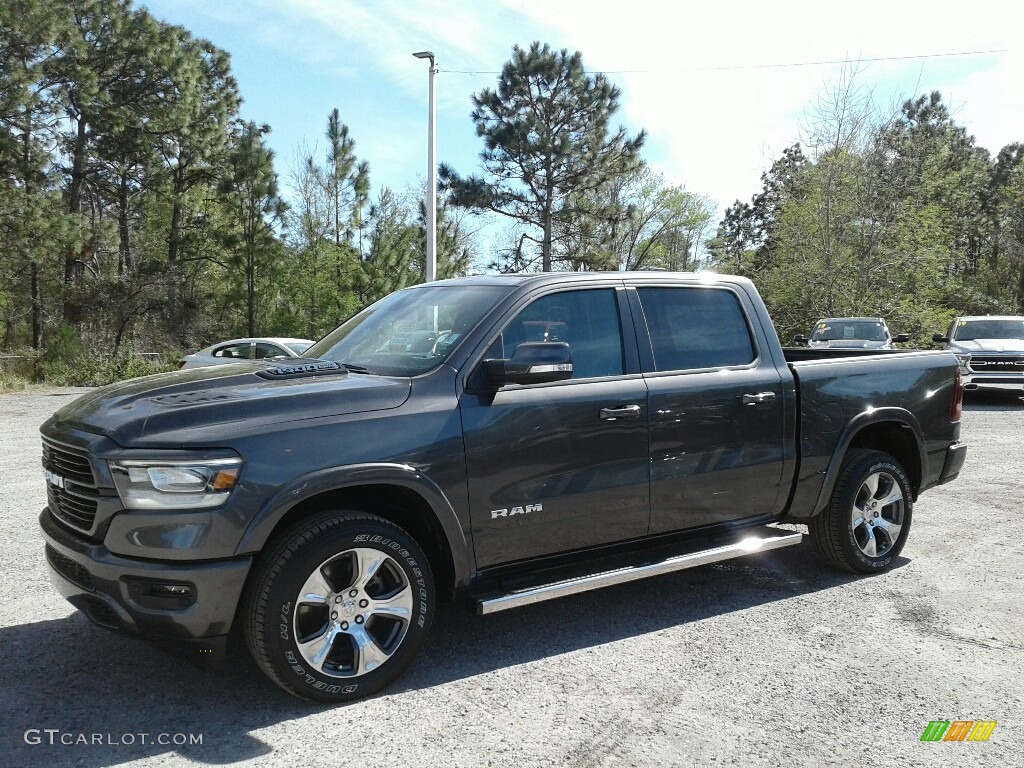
left=292, top=547, right=414, bottom=678
left=850, top=470, right=905, bottom=558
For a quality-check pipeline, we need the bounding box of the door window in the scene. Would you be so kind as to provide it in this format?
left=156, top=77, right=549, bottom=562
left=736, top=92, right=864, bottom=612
left=500, top=289, right=624, bottom=380
left=254, top=342, right=287, bottom=359
left=213, top=343, right=253, bottom=359
left=637, top=287, right=755, bottom=371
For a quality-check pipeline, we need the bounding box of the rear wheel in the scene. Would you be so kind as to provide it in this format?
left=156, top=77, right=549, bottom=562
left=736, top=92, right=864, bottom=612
left=810, top=449, right=912, bottom=574
left=244, top=511, right=434, bottom=702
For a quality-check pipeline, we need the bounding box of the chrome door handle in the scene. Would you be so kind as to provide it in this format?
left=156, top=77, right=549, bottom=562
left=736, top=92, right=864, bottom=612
left=600, top=405, right=642, bottom=420
left=742, top=392, right=777, bottom=405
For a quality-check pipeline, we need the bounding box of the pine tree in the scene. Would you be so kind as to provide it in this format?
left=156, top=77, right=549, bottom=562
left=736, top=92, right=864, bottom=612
left=440, top=42, right=645, bottom=271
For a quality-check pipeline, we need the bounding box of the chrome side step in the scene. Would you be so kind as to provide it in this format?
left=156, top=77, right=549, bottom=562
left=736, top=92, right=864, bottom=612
left=476, top=529, right=802, bottom=615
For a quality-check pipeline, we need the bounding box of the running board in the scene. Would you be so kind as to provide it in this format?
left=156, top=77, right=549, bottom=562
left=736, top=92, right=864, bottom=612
left=476, top=528, right=802, bottom=615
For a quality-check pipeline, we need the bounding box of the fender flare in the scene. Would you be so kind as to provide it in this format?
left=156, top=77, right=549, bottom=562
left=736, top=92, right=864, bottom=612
left=234, top=463, right=471, bottom=584
left=812, top=407, right=927, bottom=516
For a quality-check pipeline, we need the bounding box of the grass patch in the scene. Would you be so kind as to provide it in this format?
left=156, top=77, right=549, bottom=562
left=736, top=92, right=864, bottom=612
left=39, top=354, right=178, bottom=387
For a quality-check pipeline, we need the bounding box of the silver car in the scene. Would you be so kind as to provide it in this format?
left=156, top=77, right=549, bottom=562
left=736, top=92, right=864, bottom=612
left=934, top=316, right=1024, bottom=393
left=177, top=337, right=316, bottom=369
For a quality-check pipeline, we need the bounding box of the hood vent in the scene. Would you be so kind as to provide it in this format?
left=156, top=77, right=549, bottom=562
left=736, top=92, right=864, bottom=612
left=255, top=360, right=347, bottom=380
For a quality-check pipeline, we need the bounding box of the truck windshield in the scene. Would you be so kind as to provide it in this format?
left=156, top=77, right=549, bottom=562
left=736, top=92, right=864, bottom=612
left=952, top=319, right=1024, bottom=341
left=304, top=284, right=509, bottom=377
left=810, top=320, right=887, bottom=342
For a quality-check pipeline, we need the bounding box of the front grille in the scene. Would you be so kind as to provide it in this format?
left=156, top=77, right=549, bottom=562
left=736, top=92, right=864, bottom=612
left=42, top=440, right=95, bottom=484
left=47, top=486, right=98, bottom=530
left=45, top=545, right=94, bottom=591
left=42, top=438, right=99, bottom=532
left=969, top=355, right=1024, bottom=374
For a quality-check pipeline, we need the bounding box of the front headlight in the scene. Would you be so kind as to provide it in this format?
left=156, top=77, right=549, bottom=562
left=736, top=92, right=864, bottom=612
left=954, top=353, right=971, bottom=375
left=109, top=457, right=242, bottom=510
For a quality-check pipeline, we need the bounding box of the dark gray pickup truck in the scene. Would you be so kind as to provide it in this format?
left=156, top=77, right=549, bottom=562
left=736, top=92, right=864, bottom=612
left=39, top=273, right=967, bottom=701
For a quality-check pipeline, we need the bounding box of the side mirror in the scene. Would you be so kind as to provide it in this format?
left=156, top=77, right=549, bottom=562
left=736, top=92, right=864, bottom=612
left=792, top=335, right=810, bottom=346
left=932, top=333, right=949, bottom=343
left=894, top=334, right=911, bottom=343
left=483, top=342, right=573, bottom=386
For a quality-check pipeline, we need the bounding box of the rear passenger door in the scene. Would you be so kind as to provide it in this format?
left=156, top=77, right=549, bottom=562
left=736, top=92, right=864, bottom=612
left=460, top=285, right=651, bottom=568
left=629, top=283, right=788, bottom=533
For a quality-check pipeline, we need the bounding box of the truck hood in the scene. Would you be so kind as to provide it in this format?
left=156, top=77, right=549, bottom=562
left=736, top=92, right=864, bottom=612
left=951, top=339, right=1024, bottom=354
left=45, top=362, right=411, bottom=447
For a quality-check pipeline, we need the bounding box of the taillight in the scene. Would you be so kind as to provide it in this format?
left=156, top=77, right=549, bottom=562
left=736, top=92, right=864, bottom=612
left=177, top=360, right=186, bottom=369
left=951, top=368, right=963, bottom=421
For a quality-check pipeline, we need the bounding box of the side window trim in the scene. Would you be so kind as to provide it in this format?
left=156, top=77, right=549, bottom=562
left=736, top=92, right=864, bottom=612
left=625, top=287, right=655, bottom=373
left=616, top=286, right=643, bottom=376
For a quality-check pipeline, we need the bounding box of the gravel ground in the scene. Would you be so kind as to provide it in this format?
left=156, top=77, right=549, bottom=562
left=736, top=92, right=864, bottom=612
left=1, top=387, right=1021, bottom=768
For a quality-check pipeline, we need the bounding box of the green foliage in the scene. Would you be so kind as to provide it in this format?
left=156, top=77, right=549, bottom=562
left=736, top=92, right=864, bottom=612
left=42, top=325, right=85, bottom=363
left=0, top=371, right=31, bottom=392
left=217, top=121, right=288, bottom=336
left=0, top=349, right=40, bottom=390
left=414, top=191, right=477, bottom=280
left=39, top=352, right=176, bottom=387
left=350, top=189, right=421, bottom=306
left=0, top=0, right=245, bottom=360
left=710, top=82, right=1024, bottom=344
left=559, top=164, right=717, bottom=271
left=324, top=108, right=371, bottom=250
left=281, top=111, right=372, bottom=338
left=4, top=13, right=1019, bottom=380
left=30, top=324, right=174, bottom=385
left=440, top=41, right=645, bottom=271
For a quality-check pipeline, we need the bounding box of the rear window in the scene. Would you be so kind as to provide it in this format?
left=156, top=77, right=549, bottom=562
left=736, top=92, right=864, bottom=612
left=637, top=287, right=756, bottom=371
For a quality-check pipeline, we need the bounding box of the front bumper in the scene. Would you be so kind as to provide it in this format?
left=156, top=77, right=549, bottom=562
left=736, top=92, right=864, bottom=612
left=40, top=510, right=252, bottom=658
left=962, top=374, right=1024, bottom=392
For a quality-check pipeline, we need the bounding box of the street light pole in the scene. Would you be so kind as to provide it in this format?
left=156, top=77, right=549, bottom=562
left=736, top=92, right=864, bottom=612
left=413, top=51, right=437, bottom=283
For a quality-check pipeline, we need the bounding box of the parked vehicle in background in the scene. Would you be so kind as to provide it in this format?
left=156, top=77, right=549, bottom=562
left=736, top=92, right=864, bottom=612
left=177, top=337, right=316, bottom=369
left=933, top=316, right=1024, bottom=393
left=39, top=273, right=965, bottom=703
left=794, top=317, right=909, bottom=349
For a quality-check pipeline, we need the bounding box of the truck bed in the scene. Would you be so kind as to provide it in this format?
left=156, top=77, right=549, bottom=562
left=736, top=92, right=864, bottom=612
left=782, top=348, right=961, bottom=520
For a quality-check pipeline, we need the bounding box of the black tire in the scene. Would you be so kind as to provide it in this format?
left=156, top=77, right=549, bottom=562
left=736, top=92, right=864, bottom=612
left=244, top=511, right=434, bottom=702
left=809, top=449, right=913, bottom=574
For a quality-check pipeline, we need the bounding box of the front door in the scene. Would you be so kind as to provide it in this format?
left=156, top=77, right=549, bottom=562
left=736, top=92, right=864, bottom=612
left=460, top=287, right=650, bottom=568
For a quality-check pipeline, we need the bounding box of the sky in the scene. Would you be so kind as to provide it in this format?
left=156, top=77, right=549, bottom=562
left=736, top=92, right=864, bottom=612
left=140, top=0, right=1024, bottom=228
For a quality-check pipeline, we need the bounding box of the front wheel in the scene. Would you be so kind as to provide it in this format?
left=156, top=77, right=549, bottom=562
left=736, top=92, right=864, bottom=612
left=243, top=511, right=434, bottom=702
left=810, top=449, right=913, bottom=574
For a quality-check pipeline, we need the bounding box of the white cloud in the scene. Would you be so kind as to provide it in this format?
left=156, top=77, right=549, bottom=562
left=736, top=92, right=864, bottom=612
left=498, top=0, right=1023, bottom=208
left=147, top=0, right=1023, bottom=218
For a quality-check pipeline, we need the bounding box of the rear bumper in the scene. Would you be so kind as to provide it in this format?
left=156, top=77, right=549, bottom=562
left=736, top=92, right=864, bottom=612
left=40, top=509, right=252, bottom=659
left=937, top=442, right=967, bottom=485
